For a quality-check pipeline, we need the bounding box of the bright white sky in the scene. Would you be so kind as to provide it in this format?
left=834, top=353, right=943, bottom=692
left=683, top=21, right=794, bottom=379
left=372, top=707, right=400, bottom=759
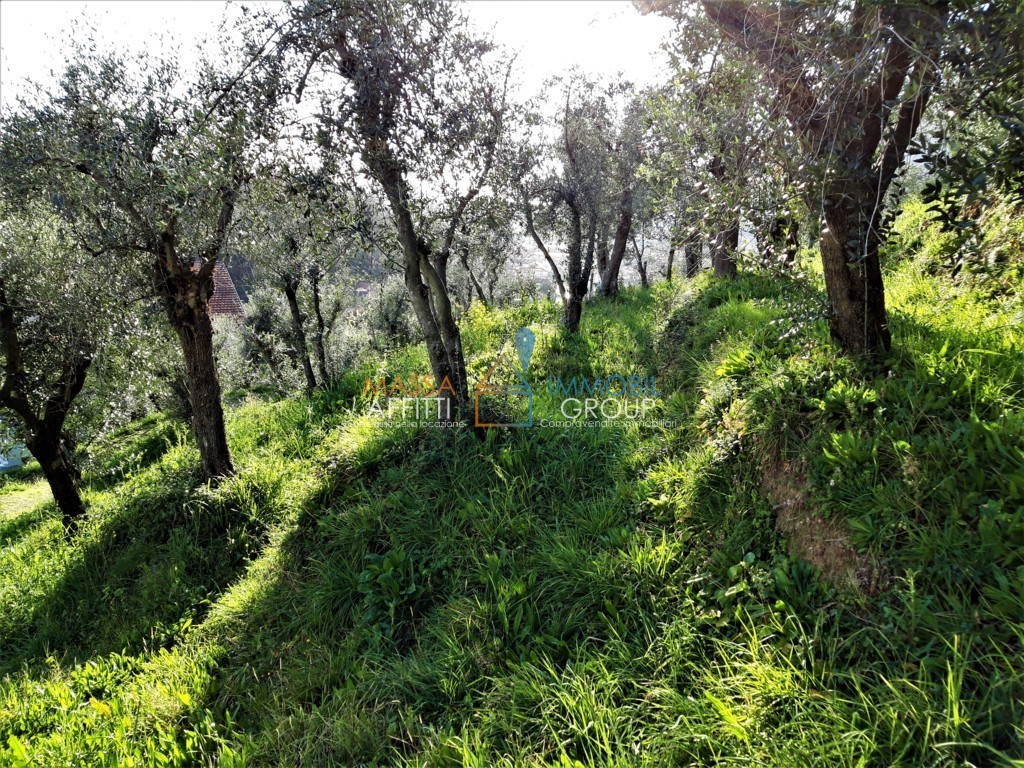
left=0, top=0, right=675, bottom=109
left=0, top=0, right=678, bottom=284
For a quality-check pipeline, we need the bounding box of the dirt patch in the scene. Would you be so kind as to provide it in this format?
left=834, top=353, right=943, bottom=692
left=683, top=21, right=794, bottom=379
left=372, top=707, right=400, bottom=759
left=763, top=457, right=889, bottom=594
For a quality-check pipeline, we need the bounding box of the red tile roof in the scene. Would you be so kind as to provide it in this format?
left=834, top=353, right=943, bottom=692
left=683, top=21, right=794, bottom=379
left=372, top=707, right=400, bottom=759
left=209, top=264, right=245, bottom=318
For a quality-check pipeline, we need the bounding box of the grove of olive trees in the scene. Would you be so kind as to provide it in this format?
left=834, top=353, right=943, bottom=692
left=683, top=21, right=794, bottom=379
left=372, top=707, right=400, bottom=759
left=2, top=3, right=1023, bottom=763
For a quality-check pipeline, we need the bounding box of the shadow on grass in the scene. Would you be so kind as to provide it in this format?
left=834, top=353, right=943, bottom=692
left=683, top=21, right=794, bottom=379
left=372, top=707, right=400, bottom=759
left=0, top=459, right=263, bottom=677
left=182, top=418, right=640, bottom=764
left=81, top=415, right=183, bottom=493
left=0, top=500, right=55, bottom=547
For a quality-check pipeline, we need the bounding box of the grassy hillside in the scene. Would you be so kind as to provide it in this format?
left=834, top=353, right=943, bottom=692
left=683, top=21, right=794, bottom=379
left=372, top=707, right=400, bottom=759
left=2, top=223, right=1023, bottom=765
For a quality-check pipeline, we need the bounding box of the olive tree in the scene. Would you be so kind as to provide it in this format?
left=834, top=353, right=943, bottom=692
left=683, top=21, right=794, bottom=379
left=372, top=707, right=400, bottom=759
left=645, top=0, right=948, bottom=354
left=234, top=167, right=364, bottom=393
left=278, top=0, right=510, bottom=414
left=448, top=193, right=523, bottom=309
left=1, top=46, right=282, bottom=477
left=0, top=202, right=136, bottom=528
left=514, top=74, right=624, bottom=330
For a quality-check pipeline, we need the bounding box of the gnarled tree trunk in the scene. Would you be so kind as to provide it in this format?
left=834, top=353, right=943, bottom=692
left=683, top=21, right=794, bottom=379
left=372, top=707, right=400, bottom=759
left=283, top=275, right=317, bottom=394
left=28, top=430, right=86, bottom=529
left=404, top=254, right=469, bottom=419
left=713, top=219, right=739, bottom=278
left=1, top=276, right=92, bottom=529
left=157, top=262, right=233, bottom=478
left=820, top=192, right=890, bottom=354
left=600, top=187, right=634, bottom=297
left=377, top=158, right=470, bottom=419
left=697, top=0, right=945, bottom=355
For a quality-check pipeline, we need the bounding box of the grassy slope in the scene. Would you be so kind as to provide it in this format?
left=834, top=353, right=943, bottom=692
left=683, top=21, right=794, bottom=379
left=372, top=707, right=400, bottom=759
left=1, top=232, right=1022, bottom=766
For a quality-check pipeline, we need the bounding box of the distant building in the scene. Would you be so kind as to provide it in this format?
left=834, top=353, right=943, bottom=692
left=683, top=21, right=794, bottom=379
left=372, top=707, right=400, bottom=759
left=190, top=261, right=245, bottom=319
left=354, top=281, right=372, bottom=302
left=208, top=264, right=245, bottom=319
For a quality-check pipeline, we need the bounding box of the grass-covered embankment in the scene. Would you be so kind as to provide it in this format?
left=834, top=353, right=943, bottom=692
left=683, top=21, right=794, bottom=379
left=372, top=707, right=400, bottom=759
left=1, top=215, right=1023, bottom=765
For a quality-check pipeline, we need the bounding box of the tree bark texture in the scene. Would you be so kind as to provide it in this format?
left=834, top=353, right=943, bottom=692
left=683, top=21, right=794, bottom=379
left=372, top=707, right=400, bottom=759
left=29, top=430, right=86, bottom=528
left=600, top=187, right=634, bottom=297
left=713, top=219, right=739, bottom=278
left=156, top=262, right=234, bottom=478
left=283, top=275, right=318, bottom=393
left=700, top=0, right=946, bottom=354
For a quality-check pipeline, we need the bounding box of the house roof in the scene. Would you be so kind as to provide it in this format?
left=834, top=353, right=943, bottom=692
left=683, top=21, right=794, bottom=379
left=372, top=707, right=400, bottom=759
left=209, top=265, right=245, bottom=318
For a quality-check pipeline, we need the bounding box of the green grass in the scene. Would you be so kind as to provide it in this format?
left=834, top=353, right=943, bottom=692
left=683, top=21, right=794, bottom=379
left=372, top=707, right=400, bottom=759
left=1, top=476, right=50, bottom=517
left=1, top=223, right=1023, bottom=765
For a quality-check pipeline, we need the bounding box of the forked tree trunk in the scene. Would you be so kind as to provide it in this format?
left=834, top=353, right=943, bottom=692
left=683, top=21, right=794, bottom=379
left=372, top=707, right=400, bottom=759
left=600, top=187, right=634, bottom=297
left=363, top=142, right=473, bottom=422
left=283, top=276, right=317, bottom=394
left=0, top=277, right=92, bottom=530
left=405, top=269, right=469, bottom=418
left=459, top=247, right=488, bottom=306
left=388, top=191, right=470, bottom=419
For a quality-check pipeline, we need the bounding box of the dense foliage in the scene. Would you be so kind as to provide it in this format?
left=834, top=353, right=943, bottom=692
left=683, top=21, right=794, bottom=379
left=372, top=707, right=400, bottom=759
left=2, top=0, right=1024, bottom=763
left=2, top=197, right=1023, bottom=764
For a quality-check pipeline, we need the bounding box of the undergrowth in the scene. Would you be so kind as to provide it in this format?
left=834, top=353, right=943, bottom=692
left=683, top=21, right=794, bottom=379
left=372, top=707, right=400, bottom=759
left=1, top=209, right=1023, bottom=766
